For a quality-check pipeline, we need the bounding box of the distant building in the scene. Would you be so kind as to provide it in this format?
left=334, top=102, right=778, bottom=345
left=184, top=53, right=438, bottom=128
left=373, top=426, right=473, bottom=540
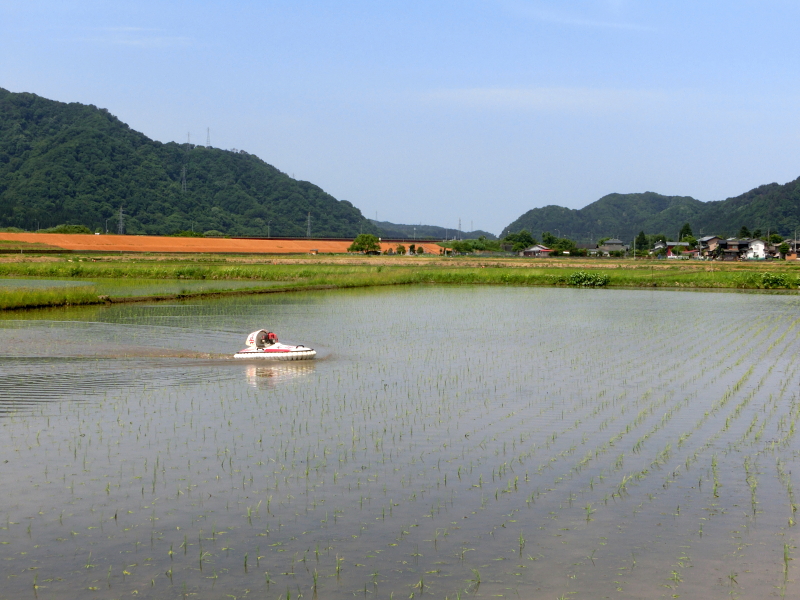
left=745, top=239, right=769, bottom=260
left=652, top=241, right=690, bottom=258
left=697, top=236, right=722, bottom=257
left=520, top=244, right=552, bottom=257
left=576, top=243, right=599, bottom=256
left=598, top=239, right=625, bottom=255
left=718, top=238, right=750, bottom=260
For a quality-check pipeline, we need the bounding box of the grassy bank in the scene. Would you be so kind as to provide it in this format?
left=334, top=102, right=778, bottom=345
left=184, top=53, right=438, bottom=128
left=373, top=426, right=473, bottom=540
left=0, top=286, right=102, bottom=310
left=1, top=258, right=799, bottom=310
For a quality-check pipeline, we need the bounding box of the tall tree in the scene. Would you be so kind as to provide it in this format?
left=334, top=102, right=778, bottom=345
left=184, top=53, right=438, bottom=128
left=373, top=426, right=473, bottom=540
left=502, top=230, right=537, bottom=252
left=347, top=234, right=380, bottom=253
left=635, top=231, right=648, bottom=250
left=678, top=222, right=693, bottom=240
left=738, top=225, right=751, bottom=238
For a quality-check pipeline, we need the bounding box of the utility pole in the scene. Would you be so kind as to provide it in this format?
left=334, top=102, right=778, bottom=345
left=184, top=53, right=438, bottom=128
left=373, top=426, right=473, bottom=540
left=117, top=206, right=125, bottom=235
left=306, top=212, right=311, bottom=238
left=268, top=220, right=271, bottom=238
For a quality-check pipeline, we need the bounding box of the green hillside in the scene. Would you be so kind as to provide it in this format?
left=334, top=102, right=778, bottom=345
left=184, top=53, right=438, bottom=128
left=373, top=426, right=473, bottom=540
left=0, top=88, right=377, bottom=237
left=370, top=219, right=496, bottom=240
left=503, top=180, right=800, bottom=242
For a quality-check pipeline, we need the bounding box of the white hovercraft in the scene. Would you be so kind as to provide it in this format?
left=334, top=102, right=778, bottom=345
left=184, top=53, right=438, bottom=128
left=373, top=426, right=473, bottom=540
left=234, top=330, right=316, bottom=361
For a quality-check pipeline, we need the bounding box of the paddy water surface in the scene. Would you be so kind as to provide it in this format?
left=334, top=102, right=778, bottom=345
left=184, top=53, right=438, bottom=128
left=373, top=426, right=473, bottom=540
left=1, top=286, right=799, bottom=599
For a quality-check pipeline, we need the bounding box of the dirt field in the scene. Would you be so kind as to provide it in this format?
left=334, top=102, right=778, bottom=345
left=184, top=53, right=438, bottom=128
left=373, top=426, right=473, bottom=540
left=0, top=233, right=443, bottom=255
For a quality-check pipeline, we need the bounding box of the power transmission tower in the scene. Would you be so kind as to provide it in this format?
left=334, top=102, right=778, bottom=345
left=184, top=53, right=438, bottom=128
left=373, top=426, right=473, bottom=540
left=117, top=206, right=125, bottom=235
left=181, top=166, right=187, bottom=193
left=306, top=212, right=311, bottom=237
left=206, top=128, right=211, bottom=147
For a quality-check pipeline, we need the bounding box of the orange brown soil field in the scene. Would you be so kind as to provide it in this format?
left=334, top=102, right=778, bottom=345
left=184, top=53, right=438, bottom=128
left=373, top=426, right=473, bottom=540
left=0, top=233, right=443, bottom=255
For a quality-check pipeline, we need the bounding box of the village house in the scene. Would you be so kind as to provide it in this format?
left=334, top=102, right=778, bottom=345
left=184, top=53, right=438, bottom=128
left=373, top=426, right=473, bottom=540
left=697, top=235, right=722, bottom=257
left=717, top=238, right=750, bottom=260
left=745, top=239, right=771, bottom=260
left=597, top=239, right=626, bottom=256
left=653, top=241, right=690, bottom=257
left=520, top=244, right=552, bottom=257
left=576, top=243, right=599, bottom=256
left=786, top=240, right=800, bottom=260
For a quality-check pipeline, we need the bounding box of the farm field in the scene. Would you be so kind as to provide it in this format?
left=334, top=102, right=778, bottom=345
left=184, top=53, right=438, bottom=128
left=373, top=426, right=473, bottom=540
left=2, top=250, right=800, bottom=310
left=0, top=232, right=444, bottom=255
left=0, top=286, right=799, bottom=599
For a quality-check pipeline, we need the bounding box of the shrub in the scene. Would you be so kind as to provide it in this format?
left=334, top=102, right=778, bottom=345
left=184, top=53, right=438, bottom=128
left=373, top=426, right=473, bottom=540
left=760, top=272, right=793, bottom=288
left=39, top=224, right=92, bottom=234
left=567, top=271, right=610, bottom=287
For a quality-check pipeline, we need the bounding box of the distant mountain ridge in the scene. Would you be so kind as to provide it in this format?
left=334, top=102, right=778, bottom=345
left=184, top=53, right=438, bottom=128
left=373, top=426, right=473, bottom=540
left=503, top=179, right=800, bottom=242
left=0, top=88, right=377, bottom=237
left=370, top=220, right=496, bottom=240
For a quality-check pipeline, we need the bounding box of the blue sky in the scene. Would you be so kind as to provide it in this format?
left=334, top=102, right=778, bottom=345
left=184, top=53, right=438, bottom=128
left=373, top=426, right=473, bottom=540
left=2, top=0, right=799, bottom=234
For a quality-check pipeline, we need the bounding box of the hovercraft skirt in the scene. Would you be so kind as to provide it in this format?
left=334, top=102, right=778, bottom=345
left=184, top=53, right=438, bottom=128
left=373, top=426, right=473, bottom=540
left=233, top=350, right=316, bottom=360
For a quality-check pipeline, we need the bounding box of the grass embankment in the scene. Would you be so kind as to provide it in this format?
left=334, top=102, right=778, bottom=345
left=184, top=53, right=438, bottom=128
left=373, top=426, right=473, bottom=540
left=1, top=258, right=799, bottom=310
left=0, top=286, right=101, bottom=310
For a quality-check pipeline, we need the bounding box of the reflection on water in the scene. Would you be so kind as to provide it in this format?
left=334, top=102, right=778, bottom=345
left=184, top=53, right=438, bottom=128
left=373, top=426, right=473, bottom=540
left=244, top=361, right=316, bottom=388
left=0, top=286, right=799, bottom=600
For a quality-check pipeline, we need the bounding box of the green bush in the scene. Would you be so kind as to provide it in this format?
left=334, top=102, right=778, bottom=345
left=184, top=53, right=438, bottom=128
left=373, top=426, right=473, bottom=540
left=760, top=272, right=793, bottom=288
left=39, top=224, right=92, bottom=234
left=567, top=271, right=610, bottom=287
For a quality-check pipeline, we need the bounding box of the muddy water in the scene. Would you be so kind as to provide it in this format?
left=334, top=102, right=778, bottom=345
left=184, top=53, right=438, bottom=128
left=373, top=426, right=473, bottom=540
left=0, top=286, right=799, bottom=599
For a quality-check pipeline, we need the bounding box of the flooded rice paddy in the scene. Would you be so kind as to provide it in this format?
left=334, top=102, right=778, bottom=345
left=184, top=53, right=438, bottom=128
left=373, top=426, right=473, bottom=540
left=1, top=286, right=799, bottom=599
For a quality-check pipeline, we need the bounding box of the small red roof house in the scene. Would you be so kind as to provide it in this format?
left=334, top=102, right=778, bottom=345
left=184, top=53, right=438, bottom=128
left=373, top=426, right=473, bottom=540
left=520, top=245, right=552, bottom=257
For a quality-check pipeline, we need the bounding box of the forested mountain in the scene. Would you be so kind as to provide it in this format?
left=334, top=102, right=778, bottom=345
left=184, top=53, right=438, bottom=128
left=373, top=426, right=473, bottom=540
left=0, top=88, right=377, bottom=237
left=370, top=219, right=496, bottom=240
left=503, top=179, right=800, bottom=242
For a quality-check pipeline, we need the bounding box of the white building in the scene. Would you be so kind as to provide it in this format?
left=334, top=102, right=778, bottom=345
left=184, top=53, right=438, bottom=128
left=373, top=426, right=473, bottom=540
left=745, top=239, right=768, bottom=260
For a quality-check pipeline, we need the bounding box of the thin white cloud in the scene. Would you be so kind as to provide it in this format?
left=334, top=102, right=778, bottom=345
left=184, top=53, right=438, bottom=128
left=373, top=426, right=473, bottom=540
left=423, top=87, right=668, bottom=114
left=75, top=27, right=191, bottom=47
left=496, top=0, right=653, bottom=32
left=97, top=27, right=163, bottom=33
left=76, top=33, right=192, bottom=48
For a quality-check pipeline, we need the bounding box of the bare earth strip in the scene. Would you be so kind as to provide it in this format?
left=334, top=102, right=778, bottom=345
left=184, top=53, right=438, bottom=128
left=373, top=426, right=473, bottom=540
left=0, top=233, right=443, bottom=255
